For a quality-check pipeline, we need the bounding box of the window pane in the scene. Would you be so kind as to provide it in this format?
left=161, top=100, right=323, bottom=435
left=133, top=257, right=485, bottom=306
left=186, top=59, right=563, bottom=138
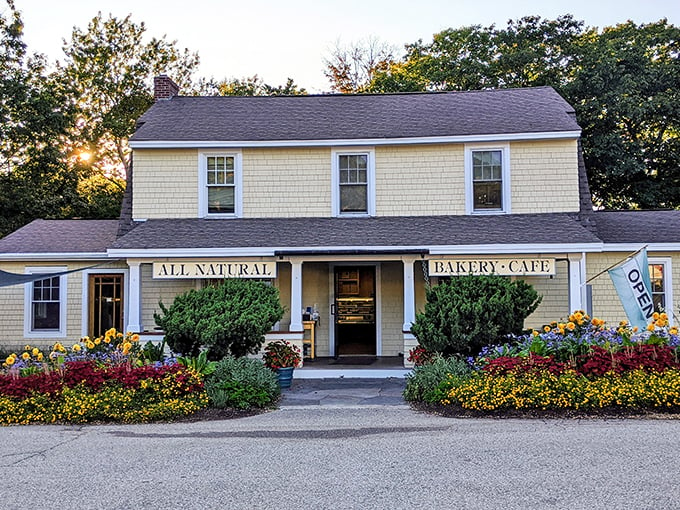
left=473, top=181, right=502, bottom=209
left=357, top=155, right=367, bottom=170
left=491, top=165, right=502, bottom=180
left=225, top=157, right=234, bottom=170
left=207, top=157, right=216, bottom=171
left=339, top=155, right=350, bottom=170
left=340, top=185, right=367, bottom=213
left=33, top=302, right=60, bottom=330
left=207, top=171, right=215, bottom=185
left=208, top=187, right=235, bottom=214
left=225, top=170, right=234, bottom=185
left=357, top=169, right=367, bottom=184
left=490, top=151, right=502, bottom=166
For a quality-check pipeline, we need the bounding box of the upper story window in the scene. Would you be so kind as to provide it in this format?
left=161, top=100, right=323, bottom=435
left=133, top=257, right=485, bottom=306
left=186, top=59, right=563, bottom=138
left=332, top=149, right=375, bottom=217
left=24, top=267, right=67, bottom=338
left=199, top=151, right=242, bottom=217
left=465, top=144, right=511, bottom=214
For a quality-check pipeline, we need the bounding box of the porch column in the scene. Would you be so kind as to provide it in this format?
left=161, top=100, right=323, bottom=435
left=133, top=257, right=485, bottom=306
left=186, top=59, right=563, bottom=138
left=289, top=258, right=303, bottom=332
left=126, top=260, right=143, bottom=333
left=567, top=253, right=584, bottom=313
left=402, top=256, right=417, bottom=332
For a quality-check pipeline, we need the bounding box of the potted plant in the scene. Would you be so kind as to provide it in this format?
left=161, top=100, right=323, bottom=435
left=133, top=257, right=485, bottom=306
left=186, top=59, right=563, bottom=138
left=263, top=340, right=301, bottom=389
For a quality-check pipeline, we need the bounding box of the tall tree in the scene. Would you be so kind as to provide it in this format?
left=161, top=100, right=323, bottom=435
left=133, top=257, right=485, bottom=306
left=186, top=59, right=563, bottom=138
left=324, top=37, right=395, bottom=93
left=0, top=1, right=79, bottom=237
left=565, top=20, right=680, bottom=208
left=59, top=13, right=200, bottom=178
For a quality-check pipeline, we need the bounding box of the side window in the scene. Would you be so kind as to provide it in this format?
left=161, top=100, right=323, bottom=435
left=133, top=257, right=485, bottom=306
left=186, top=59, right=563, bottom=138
left=200, top=152, right=242, bottom=217
left=649, top=260, right=673, bottom=315
left=332, top=149, right=375, bottom=217
left=24, top=268, right=67, bottom=338
left=465, top=144, right=510, bottom=214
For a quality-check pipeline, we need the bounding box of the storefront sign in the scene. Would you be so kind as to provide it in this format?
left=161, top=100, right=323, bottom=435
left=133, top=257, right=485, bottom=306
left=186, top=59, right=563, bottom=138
left=152, top=261, right=277, bottom=279
left=428, top=258, right=555, bottom=276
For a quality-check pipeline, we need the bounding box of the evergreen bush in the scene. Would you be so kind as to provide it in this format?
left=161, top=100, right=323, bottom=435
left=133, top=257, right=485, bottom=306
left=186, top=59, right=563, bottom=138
left=403, top=356, right=472, bottom=403
left=411, top=275, right=541, bottom=356
left=154, top=279, right=284, bottom=359
left=204, top=356, right=280, bottom=409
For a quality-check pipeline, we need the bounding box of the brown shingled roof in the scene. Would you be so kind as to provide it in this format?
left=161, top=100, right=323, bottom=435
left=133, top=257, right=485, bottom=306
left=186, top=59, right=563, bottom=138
left=131, top=87, right=580, bottom=143
left=0, top=220, right=119, bottom=254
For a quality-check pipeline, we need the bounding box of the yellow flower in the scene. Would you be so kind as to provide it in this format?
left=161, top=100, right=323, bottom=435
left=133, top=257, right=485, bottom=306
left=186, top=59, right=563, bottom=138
left=31, top=347, right=40, bottom=356
left=37, top=353, right=44, bottom=362
left=105, top=328, right=117, bottom=337
left=94, top=337, right=101, bottom=345
left=131, top=334, right=140, bottom=342
left=566, top=322, right=576, bottom=331
left=86, top=341, right=95, bottom=350
left=670, top=327, right=678, bottom=335
left=24, top=344, right=31, bottom=351
left=632, top=326, right=638, bottom=332
left=122, top=342, right=132, bottom=355
left=647, top=324, right=656, bottom=332
left=72, top=344, right=82, bottom=353
left=21, top=352, right=30, bottom=361
left=5, top=355, right=15, bottom=365
left=652, top=312, right=660, bottom=321
left=103, top=336, right=111, bottom=343
left=660, top=312, right=668, bottom=321
left=543, top=326, right=551, bottom=332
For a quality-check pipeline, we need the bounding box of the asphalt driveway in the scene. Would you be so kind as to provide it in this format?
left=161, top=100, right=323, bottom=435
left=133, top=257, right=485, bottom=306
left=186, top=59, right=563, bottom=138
left=2, top=407, right=679, bottom=510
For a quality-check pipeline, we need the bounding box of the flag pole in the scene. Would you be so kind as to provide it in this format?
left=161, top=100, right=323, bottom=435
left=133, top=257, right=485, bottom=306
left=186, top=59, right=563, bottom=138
left=585, top=245, right=648, bottom=284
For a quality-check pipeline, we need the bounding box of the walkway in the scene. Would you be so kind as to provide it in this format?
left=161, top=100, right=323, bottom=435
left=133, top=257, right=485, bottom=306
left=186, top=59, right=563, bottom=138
left=279, top=377, right=407, bottom=407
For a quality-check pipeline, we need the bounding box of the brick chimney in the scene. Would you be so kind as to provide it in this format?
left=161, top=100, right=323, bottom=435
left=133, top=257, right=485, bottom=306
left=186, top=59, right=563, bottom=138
left=153, top=75, right=180, bottom=101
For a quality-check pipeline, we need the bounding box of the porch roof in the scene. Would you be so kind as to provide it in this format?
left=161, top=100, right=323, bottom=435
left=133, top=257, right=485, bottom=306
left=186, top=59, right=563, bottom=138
left=0, top=219, right=119, bottom=255
left=593, top=210, right=680, bottom=244
left=109, top=213, right=601, bottom=252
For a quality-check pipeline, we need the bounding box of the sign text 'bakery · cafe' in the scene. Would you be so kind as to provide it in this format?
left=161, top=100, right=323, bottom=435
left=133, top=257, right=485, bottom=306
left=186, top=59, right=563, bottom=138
left=152, top=260, right=277, bottom=279
left=428, top=257, right=555, bottom=277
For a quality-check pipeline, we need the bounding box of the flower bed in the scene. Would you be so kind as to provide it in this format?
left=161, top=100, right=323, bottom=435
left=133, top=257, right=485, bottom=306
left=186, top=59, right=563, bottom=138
left=0, top=330, right=209, bottom=425
left=406, top=312, right=680, bottom=415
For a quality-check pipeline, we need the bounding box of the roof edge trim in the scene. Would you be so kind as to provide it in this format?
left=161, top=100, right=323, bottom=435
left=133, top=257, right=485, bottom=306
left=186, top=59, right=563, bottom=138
left=129, top=130, right=582, bottom=149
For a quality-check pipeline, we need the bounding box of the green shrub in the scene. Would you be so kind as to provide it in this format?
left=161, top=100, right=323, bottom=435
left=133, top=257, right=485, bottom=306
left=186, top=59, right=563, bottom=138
left=205, top=357, right=280, bottom=409
left=154, top=279, right=284, bottom=359
left=403, top=356, right=472, bottom=403
left=411, top=275, right=541, bottom=356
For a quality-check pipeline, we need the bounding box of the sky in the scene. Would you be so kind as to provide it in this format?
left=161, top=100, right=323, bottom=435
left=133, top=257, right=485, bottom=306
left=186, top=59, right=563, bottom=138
left=9, top=0, right=680, bottom=93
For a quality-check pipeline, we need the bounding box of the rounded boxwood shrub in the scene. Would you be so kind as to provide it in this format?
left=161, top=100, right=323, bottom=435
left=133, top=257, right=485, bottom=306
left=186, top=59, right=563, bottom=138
left=154, top=279, right=284, bottom=359
left=411, top=275, right=541, bottom=356
left=204, top=357, right=280, bottom=410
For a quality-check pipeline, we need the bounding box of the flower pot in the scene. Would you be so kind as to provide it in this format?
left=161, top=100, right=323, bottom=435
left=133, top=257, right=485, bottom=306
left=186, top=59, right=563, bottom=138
left=276, top=366, right=295, bottom=389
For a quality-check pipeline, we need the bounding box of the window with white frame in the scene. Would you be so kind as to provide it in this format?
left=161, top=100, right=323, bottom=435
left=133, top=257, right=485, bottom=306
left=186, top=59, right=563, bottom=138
left=465, top=144, right=510, bottom=214
left=649, top=259, right=673, bottom=315
left=24, top=268, right=67, bottom=337
left=200, top=152, right=242, bottom=217
left=332, top=149, right=375, bottom=216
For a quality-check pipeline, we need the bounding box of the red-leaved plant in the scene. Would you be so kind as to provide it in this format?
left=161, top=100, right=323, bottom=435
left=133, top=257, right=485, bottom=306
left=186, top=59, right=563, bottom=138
left=262, top=340, right=301, bottom=370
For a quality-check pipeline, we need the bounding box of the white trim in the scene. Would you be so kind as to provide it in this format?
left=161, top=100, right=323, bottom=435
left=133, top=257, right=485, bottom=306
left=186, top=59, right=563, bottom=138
left=107, top=242, right=603, bottom=259
left=23, top=266, right=68, bottom=339
left=0, top=253, right=110, bottom=261
left=602, top=243, right=680, bottom=252
left=129, top=130, right=581, bottom=149
left=649, top=257, right=674, bottom=326
left=375, top=263, right=382, bottom=356
left=198, top=150, right=243, bottom=218
left=80, top=268, right=129, bottom=338
left=331, top=147, right=375, bottom=217
left=465, top=143, right=511, bottom=215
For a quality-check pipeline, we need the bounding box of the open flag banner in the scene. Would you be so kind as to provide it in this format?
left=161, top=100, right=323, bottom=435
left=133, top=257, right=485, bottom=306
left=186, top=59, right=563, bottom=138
left=608, top=249, right=654, bottom=330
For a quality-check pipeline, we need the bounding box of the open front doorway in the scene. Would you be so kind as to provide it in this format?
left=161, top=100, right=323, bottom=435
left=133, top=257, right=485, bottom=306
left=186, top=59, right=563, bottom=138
left=333, top=266, right=376, bottom=356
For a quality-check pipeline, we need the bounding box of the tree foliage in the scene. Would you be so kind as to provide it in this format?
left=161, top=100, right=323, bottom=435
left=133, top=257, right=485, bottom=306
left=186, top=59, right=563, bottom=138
left=154, top=279, right=284, bottom=359
left=0, top=1, right=80, bottom=237
left=411, top=275, right=541, bottom=356
left=324, top=37, right=395, bottom=93
left=59, top=12, right=200, bottom=177
left=194, top=75, right=306, bottom=96
left=367, top=16, right=680, bottom=209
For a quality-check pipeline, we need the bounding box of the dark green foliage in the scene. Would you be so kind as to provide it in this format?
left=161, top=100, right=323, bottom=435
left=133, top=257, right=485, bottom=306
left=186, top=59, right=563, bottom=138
left=411, top=275, right=541, bottom=356
left=154, top=279, right=284, bottom=359
left=204, top=356, right=280, bottom=409
left=403, top=356, right=472, bottom=403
